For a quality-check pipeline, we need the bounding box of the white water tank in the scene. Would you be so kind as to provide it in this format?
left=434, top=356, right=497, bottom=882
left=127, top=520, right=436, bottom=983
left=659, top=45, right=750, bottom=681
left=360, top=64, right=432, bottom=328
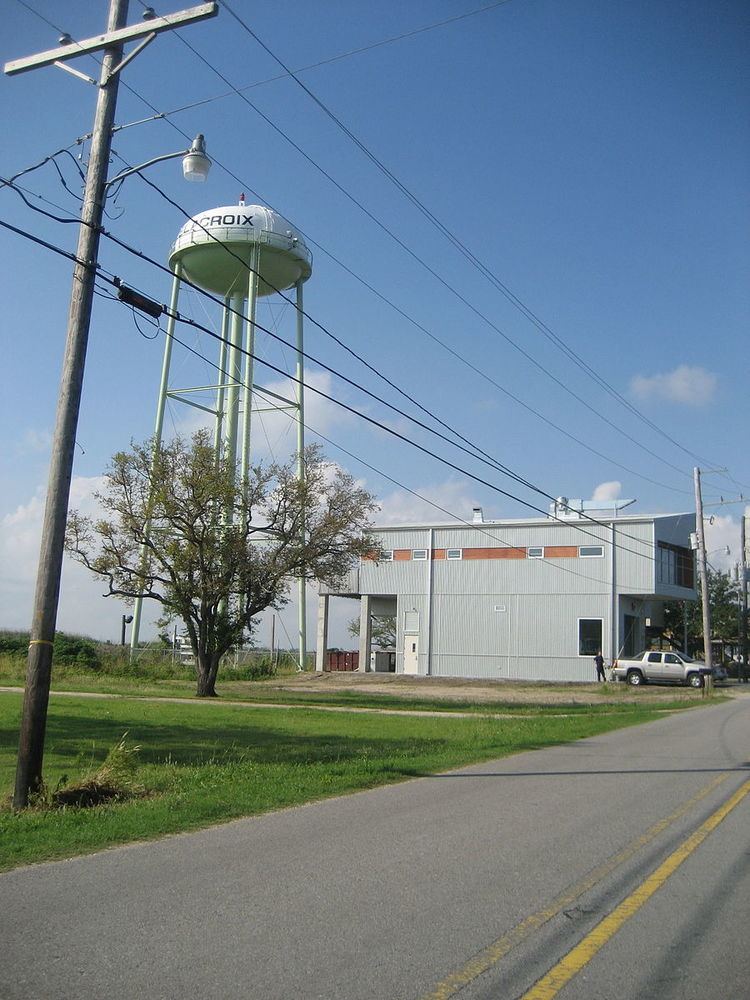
left=169, top=200, right=312, bottom=297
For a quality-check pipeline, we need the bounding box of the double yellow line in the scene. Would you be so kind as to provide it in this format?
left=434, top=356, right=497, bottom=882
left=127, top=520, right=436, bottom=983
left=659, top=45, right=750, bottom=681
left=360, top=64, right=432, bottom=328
left=522, top=777, right=750, bottom=999
left=421, top=774, right=747, bottom=1000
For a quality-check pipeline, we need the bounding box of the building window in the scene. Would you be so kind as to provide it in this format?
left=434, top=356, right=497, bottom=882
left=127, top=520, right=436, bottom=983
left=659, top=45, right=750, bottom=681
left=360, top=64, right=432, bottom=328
left=656, top=542, right=694, bottom=588
left=412, top=549, right=428, bottom=561
left=578, top=618, right=603, bottom=656
left=527, top=546, right=544, bottom=559
left=379, top=549, right=393, bottom=562
left=579, top=545, right=604, bottom=558
left=446, top=548, right=462, bottom=560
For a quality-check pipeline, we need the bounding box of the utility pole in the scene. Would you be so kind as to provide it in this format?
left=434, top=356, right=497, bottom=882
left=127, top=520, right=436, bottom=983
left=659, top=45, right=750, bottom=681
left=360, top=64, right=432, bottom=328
left=693, top=467, right=713, bottom=686
left=6, top=1, right=218, bottom=808
left=741, top=513, right=748, bottom=681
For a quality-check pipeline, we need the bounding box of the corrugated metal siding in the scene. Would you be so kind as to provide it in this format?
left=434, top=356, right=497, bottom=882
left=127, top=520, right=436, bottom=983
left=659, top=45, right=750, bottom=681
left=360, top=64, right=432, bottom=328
left=429, top=655, right=596, bottom=682
left=427, top=593, right=608, bottom=680
left=431, top=595, right=510, bottom=655
left=613, top=522, right=654, bottom=594
left=430, top=557, right=609, bottom=596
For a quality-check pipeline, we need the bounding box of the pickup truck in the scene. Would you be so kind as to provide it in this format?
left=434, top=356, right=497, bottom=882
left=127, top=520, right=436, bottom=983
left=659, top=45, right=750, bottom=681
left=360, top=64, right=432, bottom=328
left=612, top=650, right=711, bottom=688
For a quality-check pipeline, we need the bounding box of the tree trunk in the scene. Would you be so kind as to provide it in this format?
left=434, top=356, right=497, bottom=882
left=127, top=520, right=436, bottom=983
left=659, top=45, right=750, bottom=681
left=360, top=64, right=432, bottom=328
left=195, top=652, right=220, bottom=697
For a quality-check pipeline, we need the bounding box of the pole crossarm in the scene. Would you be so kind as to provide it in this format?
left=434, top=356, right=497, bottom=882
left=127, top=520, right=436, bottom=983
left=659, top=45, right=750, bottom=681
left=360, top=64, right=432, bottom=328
left=4, top=3, right=218, bottom=76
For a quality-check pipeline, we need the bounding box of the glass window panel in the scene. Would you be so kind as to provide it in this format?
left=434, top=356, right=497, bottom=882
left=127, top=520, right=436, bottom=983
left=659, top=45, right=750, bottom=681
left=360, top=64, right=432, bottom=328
left=578, top=618, right=602, bottom=656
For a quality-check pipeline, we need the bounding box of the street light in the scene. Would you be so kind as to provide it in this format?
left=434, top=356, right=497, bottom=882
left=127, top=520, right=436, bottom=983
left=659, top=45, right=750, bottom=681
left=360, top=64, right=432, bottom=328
left=104, top=134, right=211, bottom=189
left=121, top=614, right=134, bottom=646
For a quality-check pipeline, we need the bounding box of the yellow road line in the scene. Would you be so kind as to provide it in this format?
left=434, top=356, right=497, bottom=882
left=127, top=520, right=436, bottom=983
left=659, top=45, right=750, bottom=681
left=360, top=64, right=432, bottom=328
left=420, top=773, right=730, bottom=1000
left=522, top=778, right=750, bottom=999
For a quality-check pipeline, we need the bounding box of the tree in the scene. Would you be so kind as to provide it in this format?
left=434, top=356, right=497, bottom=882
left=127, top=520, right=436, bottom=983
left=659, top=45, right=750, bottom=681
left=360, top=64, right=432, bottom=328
left=347, top=614, right=397, bottom=649
left=66, top=432, right=377, bottom=696
left=663, top=567, right=740, bottom=655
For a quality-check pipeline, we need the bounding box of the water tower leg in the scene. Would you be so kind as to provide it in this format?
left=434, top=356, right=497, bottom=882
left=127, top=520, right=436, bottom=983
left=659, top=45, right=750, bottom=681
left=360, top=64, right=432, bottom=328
left=239, top=245, right=259, bottom=495
left=130, top=266, right=182, bottom=656
left=212, top=297, right=230, bottom=459
left=223, top=292, right=244, bottom=473
left=296, top=278, right=306, bottom=670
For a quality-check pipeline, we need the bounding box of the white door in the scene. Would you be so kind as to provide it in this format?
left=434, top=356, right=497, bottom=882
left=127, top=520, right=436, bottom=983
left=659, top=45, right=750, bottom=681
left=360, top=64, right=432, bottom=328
left=403, top=634, right=419, bottom=674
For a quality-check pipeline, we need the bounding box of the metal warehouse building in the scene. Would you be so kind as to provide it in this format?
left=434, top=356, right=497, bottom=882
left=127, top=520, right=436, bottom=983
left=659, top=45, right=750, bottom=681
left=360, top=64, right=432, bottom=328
left=315, top=501, right=696, bottom=682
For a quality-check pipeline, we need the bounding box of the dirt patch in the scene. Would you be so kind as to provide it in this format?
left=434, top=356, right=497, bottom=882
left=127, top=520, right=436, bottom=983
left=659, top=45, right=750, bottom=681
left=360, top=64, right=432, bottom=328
left=251, top=671, right=707, bottom=706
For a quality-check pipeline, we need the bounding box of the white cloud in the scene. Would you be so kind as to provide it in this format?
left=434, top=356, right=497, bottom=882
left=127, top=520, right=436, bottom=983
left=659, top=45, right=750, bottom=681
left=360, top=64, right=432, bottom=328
left=0, top=476, right=123, bottom=640
left=703, top=513, right=741, bottom=572
left=592, top=480, right=622, bottom=502
left=377, top=479, right=481, bottom=525
left=629, top=365, right=718, bottom=406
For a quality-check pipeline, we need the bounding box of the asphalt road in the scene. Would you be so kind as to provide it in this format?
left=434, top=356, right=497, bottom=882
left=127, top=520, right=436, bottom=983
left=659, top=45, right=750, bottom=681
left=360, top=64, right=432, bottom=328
left=2, top=693, right=749, bottom=1000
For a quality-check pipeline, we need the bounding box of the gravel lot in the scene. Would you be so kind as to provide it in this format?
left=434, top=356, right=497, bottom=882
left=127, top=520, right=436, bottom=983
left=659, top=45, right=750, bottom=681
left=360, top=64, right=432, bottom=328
left=262, top=670, right=720, bottom=706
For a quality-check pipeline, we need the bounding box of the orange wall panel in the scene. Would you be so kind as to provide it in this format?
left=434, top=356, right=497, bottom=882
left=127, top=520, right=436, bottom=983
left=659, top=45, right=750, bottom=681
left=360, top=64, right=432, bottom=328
left=544, top=546, right=578, bottom=558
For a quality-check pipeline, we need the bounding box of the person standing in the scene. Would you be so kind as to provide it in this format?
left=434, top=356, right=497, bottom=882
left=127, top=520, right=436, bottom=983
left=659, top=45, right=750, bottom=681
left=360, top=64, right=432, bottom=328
left=594, top=651, right=606, bottom=682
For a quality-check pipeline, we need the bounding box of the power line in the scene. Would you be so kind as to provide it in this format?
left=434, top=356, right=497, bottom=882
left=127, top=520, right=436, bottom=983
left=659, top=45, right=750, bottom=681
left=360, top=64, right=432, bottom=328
left=2, top=171, right=693, bottom=557
left=129, top=0, right=516, bottom=118
left=161, top=23, right=705, bottom=484
left=92, top=63, right=718, bottom=494
left=5, top=130, right=694, bottom=500
left=175, top=343, right=640, bottom=589
left=224, top=0, right=716, bottom=472
left=146, top=303, right=655, bottom=585
left=0, top=177, right=701, bottom=561
left=0, top=210, right=685, bottom=569
left=13, top=0, right=742, bottom=497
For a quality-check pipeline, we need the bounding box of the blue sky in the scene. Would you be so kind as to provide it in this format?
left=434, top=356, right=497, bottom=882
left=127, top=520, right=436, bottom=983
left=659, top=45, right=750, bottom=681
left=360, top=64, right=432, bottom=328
left=1, top=0, right=748, bottom=646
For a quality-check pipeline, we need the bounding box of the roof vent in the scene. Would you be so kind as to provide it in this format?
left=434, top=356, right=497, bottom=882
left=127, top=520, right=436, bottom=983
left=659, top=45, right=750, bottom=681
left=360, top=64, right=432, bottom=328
left=472, top=506, right=484, bottom=524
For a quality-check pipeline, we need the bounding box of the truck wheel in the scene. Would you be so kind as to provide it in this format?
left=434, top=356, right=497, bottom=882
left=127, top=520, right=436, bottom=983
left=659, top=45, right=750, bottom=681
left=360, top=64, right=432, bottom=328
left=627, top=670, right=644, bottom=686
left=687, top=672, right=704, bottom=688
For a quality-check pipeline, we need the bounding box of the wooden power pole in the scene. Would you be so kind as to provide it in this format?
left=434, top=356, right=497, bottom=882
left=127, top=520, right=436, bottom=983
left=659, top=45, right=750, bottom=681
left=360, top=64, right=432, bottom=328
left=693, top=468, right=713, bottom=684
left=5, top=0, right=218, bottom=808
left=741, top=513, right=748, bottom=681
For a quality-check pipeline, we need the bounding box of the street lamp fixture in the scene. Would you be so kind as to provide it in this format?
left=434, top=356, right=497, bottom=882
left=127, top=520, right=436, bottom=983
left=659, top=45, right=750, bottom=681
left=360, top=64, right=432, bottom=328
left=121, top=614, right=134, bottom=646
left=182, top=133, right=211, bottom=182
left=104, top=133, right=211, bottom=190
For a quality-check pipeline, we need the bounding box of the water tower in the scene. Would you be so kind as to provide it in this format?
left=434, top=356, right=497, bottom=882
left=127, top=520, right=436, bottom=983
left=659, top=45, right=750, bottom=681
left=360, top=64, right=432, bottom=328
left=130, top=197, right=313, bottom=665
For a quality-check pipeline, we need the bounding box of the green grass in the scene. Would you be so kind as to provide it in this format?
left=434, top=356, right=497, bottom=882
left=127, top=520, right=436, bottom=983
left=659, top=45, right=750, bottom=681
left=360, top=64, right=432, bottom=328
left=0, top=690, right=690, bottom=871
left=0, top=655, right=710, bottom=716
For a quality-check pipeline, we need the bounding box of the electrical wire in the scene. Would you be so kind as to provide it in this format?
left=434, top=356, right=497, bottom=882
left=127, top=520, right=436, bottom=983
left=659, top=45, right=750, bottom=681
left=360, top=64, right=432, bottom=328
left=94, top=53, right=729, bottom=495
left=0, top=210, right=697, bottom=572
left=0, top=179, right=688, bottom=560
left=156, top=25, right=706, bottom=485
left=12, top=0, right=742, bottom=496
left=0, top=176, right=713, bottom=566
left=1, top=143, right=697, bottom=501
left=224, top=0, right=716, bottom=471
left=159, top=329, right=662, bottom=588
left=88, top=161, right=698, bottom=556
left=130, top=0, right=516, bottom=119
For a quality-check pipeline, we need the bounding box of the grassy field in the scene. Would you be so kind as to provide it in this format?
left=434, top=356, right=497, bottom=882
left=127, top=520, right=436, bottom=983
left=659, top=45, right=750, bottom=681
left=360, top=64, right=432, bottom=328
left=0, top=688, right=696, bottom=872
left=0, top=654, right=710, bottom=715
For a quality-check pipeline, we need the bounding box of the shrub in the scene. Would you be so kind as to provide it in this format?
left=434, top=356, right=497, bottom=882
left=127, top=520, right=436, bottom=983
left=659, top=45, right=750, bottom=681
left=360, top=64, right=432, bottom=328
left=0, top=631, right=101, bottom=668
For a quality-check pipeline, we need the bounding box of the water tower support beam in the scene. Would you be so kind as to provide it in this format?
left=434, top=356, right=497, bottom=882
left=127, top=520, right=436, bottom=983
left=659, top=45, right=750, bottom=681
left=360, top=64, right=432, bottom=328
left=296, top=278, right=306, bottom=671
left=240, top=245, right=260, bottom=498
left=212, top=297, right=230, bottom=460
left=130, top=264, right=182, bottom=655
left=223, top=292, right=244, bottom=474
